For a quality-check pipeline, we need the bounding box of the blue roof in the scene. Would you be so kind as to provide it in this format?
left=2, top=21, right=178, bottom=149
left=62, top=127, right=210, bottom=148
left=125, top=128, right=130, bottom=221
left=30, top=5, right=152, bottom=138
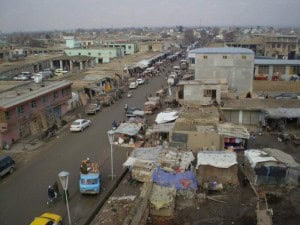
left=190, top=47, right=254, bottom=55
left=254, top=59, right=300, bottom=66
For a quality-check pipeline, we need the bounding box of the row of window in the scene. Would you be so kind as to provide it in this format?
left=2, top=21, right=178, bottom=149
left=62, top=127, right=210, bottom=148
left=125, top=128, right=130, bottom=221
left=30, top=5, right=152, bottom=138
left=75, top=52, right=114, bottom=56
left=271, top=44, right=296, bottom=49
left=203, top=55, right=247, bottom=59
left=5, top=88, right=70, bottom=119
left=190, top=55, right=248, bottom=64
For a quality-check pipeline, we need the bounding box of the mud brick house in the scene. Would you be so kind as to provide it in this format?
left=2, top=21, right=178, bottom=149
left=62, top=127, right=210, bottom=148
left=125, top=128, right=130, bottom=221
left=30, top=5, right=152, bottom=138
left=0, top=80, right=72, bottom=148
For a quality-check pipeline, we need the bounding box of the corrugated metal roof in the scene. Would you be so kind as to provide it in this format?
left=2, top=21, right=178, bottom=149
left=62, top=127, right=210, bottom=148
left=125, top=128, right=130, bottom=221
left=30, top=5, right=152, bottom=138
left=254, top=59, right=300, bottom=65
left=189, top=47, right=254, bottom=55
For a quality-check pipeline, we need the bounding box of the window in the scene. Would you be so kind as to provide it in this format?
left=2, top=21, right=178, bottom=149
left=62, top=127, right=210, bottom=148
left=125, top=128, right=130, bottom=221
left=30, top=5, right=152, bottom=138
left=203, top=55, right=208, bottom=59
left=98, top=52, right=101, bottom=56
left=204, top=89, right=213, bottom=97
left=16, top=105, right=24, bottom=116
left=190, top=58, right=195, bottom=64
left=53, top=91, right=58, bottom=99
left=128, top=45, right=132, bottom=49
left=223, top=55, right=227, bottom=59
left=31, top=100, right=37, bottom=108
left=88, top=52, right=91, bottom=56
left=5, top=111, right=10, bottom=120
left=258, top=65, right=269, bottom=74
left=78, top=53, right=81, bottom=56
left=242, top=55, right=247, bottom=59
left=272, top=44, right=275, bottom=48
left=42, top=96, right=48, bottom=103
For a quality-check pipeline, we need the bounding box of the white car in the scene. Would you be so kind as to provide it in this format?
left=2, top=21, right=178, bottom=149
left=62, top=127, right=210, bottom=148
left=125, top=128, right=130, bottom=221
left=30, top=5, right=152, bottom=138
left=129, top=81, right=138, bottom=89
left=136, top=78, right=145, bottom=85
left=13, top=75, right=30, bottom=81
left=70, top=119, right=91, bottom=132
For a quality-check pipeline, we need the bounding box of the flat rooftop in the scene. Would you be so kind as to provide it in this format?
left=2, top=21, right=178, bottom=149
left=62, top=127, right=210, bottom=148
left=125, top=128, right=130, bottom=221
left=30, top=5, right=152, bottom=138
left=190, top=47, right=254, bottom=55
left=0, top=80, right=72, bottom=109
left=221, top=98, right=300, bottom=110
left=174, top=106, right=220, bottom=131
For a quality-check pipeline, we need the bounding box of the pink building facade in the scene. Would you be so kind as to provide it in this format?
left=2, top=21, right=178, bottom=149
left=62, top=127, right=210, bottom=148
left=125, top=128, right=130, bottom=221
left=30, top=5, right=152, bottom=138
left=0, top=80, right=72, bottom=148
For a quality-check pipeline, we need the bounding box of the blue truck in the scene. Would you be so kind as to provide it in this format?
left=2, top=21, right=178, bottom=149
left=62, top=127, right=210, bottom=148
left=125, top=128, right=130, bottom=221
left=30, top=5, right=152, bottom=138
left=79, top=159, right=101, bottom=194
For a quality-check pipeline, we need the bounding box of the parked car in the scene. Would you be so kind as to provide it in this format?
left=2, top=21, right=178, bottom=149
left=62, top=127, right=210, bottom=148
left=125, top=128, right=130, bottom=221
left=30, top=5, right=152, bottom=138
left=54, top=68, right=68, bottom=76
left=0, top=155, right=15, bottom=178
left=30, top=212, right=62, bottom=225
left=85, top=103, right=101, bottom=115
left=70, top=119, right=91, bottom=132
left=136, top=78, right=145, bottom=85
left=13, top=75, right=31, bottom=80
left=275, top=92, right=298, bottom=100
left=125, top=107, right=144, bottom=117
left=129, top=81, right=138, bottom=89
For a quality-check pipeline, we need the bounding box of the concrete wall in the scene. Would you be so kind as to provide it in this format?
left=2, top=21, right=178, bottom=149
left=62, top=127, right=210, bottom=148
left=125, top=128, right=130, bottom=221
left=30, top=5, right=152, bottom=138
left=170, top=130, right=222, bottom=152
left=196, top=165, right=239, bottom=185
left=194, top=53, right=254, bottom=95
left=183, top=84, right=221, bottom=105
left=222, top=109, right=261, bottom=126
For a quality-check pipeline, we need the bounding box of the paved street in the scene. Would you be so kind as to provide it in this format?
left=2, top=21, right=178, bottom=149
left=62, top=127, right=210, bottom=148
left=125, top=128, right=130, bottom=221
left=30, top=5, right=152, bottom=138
left=0, top=65, right=171, bottom=225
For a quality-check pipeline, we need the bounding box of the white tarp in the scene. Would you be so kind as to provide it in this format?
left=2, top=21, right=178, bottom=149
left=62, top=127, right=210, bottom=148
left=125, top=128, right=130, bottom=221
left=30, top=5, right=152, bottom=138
left=196, top=151, right=237, bottom=169
left=123, top=146, right=163, bottom=167
left=217, top=123, right=250, bottom=139
left=244, top=149, right=277, bottom=168
left=155, top=111, right=178, bottom=124
left=115, top=122, right=142, bottom=136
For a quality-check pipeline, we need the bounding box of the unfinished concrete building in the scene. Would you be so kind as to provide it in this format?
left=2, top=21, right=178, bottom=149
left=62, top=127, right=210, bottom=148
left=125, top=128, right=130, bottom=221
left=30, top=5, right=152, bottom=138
left=189, top=47, right=254, bottom=95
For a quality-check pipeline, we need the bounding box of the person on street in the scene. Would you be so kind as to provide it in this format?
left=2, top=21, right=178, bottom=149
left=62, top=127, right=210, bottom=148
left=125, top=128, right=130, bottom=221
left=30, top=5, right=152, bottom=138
left=48, top=186, right=56, bottom=199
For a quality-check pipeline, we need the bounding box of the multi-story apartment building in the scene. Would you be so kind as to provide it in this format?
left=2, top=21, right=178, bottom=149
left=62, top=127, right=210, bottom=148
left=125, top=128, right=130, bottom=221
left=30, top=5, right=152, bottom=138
left=0, top=80, right=72, bottom=148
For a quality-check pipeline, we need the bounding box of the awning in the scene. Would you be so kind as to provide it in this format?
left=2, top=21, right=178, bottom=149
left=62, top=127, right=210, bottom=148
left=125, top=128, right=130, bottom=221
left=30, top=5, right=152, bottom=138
left=197, top=151, right=237, bottom=169
left=115, top=123, right=142, bottom=136
left=155, top=111, right=178, bottom=124
left=264, top=108, right=300, bottom=119
left=217, top=123, right=250, bottom=139
left=146, top=123, right=175, bottom=136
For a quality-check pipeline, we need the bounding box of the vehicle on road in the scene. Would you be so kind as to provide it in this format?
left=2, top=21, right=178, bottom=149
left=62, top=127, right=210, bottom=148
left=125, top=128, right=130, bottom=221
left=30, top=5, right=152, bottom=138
left=96, top=93, right=115, bottom=106
left=79, top=158, right=101, bottom=194
left=85, top=103, right=101, bottom=115
left=129, top=81, right=138, bottom=89
left=136, top=78, right=145, bottom=85
left=0, top=155, right=15, bottom=178
left=275, top=92, right=298, bottom=99
left=30, top=212, right=62, bottom=225
left=54, top=68, right=68, bottom=76
left=70, top=119, right=91, bottom=132
left=13, top=74, right=31, bottom=80
left=125, top=107, right=144, bottom=117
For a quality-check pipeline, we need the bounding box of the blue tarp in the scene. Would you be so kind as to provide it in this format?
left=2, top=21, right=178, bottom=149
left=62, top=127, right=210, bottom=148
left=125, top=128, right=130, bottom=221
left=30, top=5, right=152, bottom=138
left=152, top=167, right=198, bottom=190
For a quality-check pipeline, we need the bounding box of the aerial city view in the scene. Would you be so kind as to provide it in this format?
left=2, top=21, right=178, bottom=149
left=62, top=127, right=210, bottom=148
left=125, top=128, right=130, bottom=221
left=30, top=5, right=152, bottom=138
left=0, top=0, right=300, bottom=225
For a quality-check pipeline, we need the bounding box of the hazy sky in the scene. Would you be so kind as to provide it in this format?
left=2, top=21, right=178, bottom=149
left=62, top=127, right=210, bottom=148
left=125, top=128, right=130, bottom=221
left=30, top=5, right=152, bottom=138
left=1, top=0, right=300, bottom=33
